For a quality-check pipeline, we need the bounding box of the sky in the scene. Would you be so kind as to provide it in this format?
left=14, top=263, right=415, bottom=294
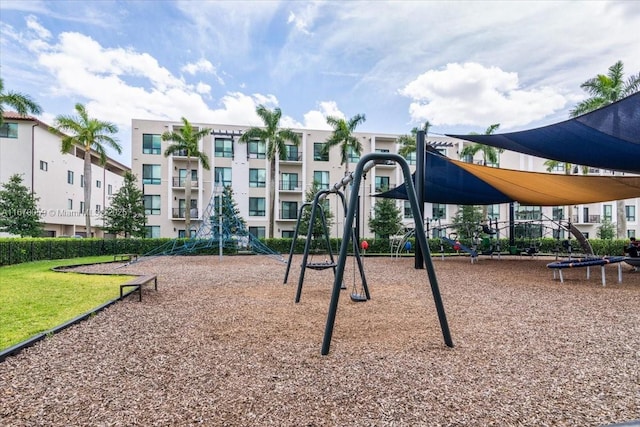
left=1, top=0, right=639, bottom=167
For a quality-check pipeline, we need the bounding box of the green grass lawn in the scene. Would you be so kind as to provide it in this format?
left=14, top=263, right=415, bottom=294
left=0, top=256, right=133, bottom=350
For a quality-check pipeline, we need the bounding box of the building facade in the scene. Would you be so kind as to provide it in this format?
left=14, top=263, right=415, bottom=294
left=0, top=112, right=128, bottom=237
left=131, top=118, right=639, bottom=241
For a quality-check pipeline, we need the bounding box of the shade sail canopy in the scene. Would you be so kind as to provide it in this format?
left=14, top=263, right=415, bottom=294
left=378, top=151, right=640, bottom=206
left=447, top=92, right=640, bottom=174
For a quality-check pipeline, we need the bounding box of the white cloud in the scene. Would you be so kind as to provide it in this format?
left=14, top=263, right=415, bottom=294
left=196, top=82, right=211, bottom=95
left=400, top=63, right=567, bottom=129
left=181, top=58, right=214, bottom=75
left=301, top=101, right=344, bottom=130
left=25, top=15, right=50, bottom=39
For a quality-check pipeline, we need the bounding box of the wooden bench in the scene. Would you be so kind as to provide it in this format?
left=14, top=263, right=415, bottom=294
left=120, top=275, right=157, bottom=302
left=114, top=253, right=138, bottom=262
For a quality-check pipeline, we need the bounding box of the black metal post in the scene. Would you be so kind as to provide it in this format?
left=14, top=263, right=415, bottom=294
left=509, top=202, right=515, bottom=247
left=414, top=130, right=425, bottom=269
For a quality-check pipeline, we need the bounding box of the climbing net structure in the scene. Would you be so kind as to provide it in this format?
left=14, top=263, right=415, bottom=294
left=137, top=187, right=284, bottom=262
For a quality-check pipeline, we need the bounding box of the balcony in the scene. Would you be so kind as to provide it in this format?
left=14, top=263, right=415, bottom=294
left=172, top=177, right=199, bottom=188
left=172, top=208, right=199, bottom=219
left=375, top=183, right=395, bottom=193
left=572, top=215, right=601, bottom=224
left=280, top=181, right=302, bottom=191
left=279, top=210, right=299, bottom=221
left=375, top=159, right=396, bottom=168
left=281, top=153, right=302, bottom=162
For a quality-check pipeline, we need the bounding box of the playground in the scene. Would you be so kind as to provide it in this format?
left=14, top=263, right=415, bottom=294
left=1, top=255, right=639, bottom=426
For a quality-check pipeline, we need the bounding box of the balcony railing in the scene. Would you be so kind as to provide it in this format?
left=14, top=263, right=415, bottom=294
left=572, top=215, right=601, bottom=223
left=172, top=177, right=199, bottom=188
left=280, top=181, right=302, bottom=191
left=279, top=210, right=299, bottom=220
left=375, top=183, right=395, bottom=192
left=282, top=153, right=302, bottom=162
left=171, top=208, right=199, bottom=219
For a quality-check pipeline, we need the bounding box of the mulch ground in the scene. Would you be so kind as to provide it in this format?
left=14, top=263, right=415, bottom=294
left=1, top=254, right=639, bottom=426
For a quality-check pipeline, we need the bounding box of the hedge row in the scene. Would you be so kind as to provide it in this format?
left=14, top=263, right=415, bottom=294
left=0, top=237, right=631, bottom=267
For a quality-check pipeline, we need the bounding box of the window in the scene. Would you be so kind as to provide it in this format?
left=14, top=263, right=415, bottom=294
left=142, top=134, right=161, bottom=154
left=67, top=199, right=73, bottom=210
left=515, top=205, right=541, bottom=220
left=178, top=229, right=196, bottom=238
left=0, top=123, right=18, bottom=138
left=281, top=201, right=298, bottom=219
left=404, top=151, right=416, bottom=165
left=79, top=202, right=85, bottom=213
left=214, top=167, right=232, bottom=187
left=432, top=203, right=446, bottom=219
left=603, top=204, right=613, bottom=221
left=39, top=161, right=48, bottom=171
left=375, top=176, right=390, bottom=192
left=462, top=153, right=474, bottom=163
left=347, top=146, right=360, bottom=163
left=176, top=169, right=197, bottom=186
left=626, top=205, right=636, bottom=222
left=214, top=137, right=233, bottom=158
left=281, top=173, right=299, bottom=190
left=143, top=164, right=161, bottom=185
left=145, top=226, right=161, bottom=238
left=282, top=230, right=295, bottom=238
left=404, top=201, right=413, bottom=219
left=249, top=226, right=266, bottom=239
left=96, top=180, right=101, bottom=188
left=249, top=197, right=266, bottom=216
left=248, top=140, right=266, bottom=159
left=80, top=174, right=84, bottom=187
left=313, top=171, right=330, bottom=189
left=628, top=230, right=636, bottom=238
left=552, top=163, right=565, bottom=172
left=249, top=168, right=266, bottom=187
left=285, top=144, right=300, bottom=161
left=95, top=205, right=101, bottom=214
left=144, top=195, right=161, bottom=215
left=552, top=206, right=564, bottom=221
left=314, top=143, right=329, bottom=161
left=487, top=204, right=500, bottom=220
left=107, top=184, right=113, bottom=195
left=67, top=170, right=74, bottom=184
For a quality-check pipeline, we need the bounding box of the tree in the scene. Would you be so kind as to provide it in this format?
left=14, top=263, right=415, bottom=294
left=298, top=180, right=335, bottom=238
left=54, top=103, right=121, bottom=237
left=398, top=121, right=432, bottom=158
left=162, top=117, right=211, bottom=236
left=0, top=174, right=42, bottom=237
left=210, top=185, right=247, bottom=238
left=458, top=124, right=502, bottom=166
left=459, top=124, right=501, bottom=221
left=570, top=60, right=640, bottom=238
left=451, top=205, right=484, bottom=239
left=239, top=105, right=300, bottom=239
left=369, top=196, right=402, bottom=239
left=0, top=77, right=42, bottom=126
left=322, top=114, right=366, bottom=176
left=597, top=218, right=616, bottom=240
left=101, top=172, right=146, bottom=238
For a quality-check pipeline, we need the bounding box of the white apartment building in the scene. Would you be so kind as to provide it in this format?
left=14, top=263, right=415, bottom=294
left=131, top=118, right=639, bottom=241
left=0, top=112, right=129, bottom=237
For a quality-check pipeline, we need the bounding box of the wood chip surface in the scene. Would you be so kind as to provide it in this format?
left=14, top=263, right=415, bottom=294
left=1, top=255, right=639, bottom=426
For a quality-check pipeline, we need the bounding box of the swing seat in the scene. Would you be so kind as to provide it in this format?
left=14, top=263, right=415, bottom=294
left=350, top=293, right=367, bottom=302
left=306, top=262, right=336, bottom=270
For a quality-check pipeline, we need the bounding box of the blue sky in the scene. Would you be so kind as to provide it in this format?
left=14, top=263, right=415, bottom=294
left=1, top=0, right=639, bottom=166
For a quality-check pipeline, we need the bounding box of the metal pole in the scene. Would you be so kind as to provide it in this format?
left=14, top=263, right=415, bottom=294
left=414, top=130, right=425, bottom=269
left=217, top=172, right=223, bottom=261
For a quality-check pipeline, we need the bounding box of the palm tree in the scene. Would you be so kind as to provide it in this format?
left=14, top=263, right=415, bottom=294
left=322, top=113, right=366, bottom=176
left=571, top=61, right=640, bottom=238
left=54, top=103, right=121, bottom=236
left=459, top=124, right=501, bottom=222
left=0, top=77, right=42, bottom=126
left=239, top=105, right=300, bottom=239
left=162, top=117, right=211, bottom=236
left=398, top=121, right=432, bottom=158
left=458, top=124, right=501, bottom=166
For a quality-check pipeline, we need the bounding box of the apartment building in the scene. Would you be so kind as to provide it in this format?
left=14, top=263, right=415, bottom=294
left=131, top=118, right=639, bottom=240
left=0, top=112, right=128, bottom=237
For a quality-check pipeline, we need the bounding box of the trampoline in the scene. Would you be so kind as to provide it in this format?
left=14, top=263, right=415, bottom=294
left=624, top=257, right=640, bottom=272
left=547, top=256, right=626, bottom=286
